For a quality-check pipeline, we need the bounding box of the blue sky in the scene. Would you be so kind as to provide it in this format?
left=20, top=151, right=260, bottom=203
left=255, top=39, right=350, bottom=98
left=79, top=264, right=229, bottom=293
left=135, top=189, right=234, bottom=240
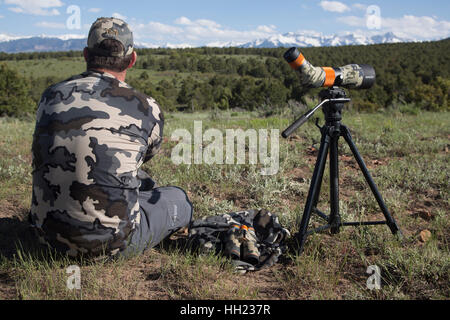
left=0, top=0, right=449, bottom=45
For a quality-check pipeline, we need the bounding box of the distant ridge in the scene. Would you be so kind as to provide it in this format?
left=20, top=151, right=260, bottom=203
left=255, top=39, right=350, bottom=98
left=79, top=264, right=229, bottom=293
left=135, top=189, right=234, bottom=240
left=0, top=31, right=436, bottom=53
left=0, top=37, right=86, bottom=53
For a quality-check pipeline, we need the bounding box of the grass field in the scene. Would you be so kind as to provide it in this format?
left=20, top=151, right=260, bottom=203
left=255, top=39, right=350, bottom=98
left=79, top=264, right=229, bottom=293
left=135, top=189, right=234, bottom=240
left=3, top=55, right=232, bottom=83
left=0, top=109, right=449, bottom=300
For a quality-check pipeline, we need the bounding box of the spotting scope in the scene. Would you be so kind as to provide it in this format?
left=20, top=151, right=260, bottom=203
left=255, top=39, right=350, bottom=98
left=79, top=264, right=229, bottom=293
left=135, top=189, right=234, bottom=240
left=284, top=47, right=376, bottom=90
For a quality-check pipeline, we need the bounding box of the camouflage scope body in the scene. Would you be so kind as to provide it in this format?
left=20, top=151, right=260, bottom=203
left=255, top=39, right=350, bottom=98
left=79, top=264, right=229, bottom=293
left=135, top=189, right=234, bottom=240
left=284, top=47, right=376, bottom=90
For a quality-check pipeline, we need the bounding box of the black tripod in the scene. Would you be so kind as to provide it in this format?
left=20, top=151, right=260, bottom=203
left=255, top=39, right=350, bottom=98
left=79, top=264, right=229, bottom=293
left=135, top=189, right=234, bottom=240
left=282, top=87, right=402, bottom=254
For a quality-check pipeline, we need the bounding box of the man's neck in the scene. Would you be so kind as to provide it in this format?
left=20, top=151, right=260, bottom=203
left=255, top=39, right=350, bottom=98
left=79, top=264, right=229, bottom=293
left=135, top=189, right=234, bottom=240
left=91, top=68, right=127, bottom=82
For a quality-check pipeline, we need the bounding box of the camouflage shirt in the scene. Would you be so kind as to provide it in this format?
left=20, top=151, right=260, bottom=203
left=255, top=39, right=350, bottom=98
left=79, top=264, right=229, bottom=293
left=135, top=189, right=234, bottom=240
left=29, top=70, right=164, bottom=257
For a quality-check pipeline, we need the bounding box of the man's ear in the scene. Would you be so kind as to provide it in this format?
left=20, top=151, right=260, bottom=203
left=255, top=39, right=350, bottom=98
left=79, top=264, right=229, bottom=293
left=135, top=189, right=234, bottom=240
left=83, top=47, right=89, bottom=62
left=128, top=51, right=137, bottom=69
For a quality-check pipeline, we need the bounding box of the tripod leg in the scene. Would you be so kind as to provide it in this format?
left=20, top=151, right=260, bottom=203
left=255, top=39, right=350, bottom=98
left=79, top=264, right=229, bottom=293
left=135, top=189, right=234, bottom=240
left=297, top=128, right=330, bottom=253
left=310, top=132, right=329, bottom=223
left=312, top=142, right=329, bottom=209
left=341, top=126, right=401, bottom=235
left=329, top=131, right=341, bottom=234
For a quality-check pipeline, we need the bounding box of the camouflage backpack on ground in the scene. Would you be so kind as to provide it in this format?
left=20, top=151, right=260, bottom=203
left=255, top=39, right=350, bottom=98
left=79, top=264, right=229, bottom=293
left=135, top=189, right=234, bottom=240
left=187, top=209, right=290, bottom=273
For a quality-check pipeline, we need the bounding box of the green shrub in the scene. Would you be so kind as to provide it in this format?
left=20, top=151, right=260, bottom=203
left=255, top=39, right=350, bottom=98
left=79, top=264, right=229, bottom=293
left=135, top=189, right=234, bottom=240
left=0, top=64, right=35, bottom=117
left=351, top=99, right=381, bottom=112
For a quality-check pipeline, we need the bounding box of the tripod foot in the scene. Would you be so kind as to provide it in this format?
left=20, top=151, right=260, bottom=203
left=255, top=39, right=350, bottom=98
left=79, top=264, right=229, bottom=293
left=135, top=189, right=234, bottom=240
left=394, top=230, right=404, bottom=241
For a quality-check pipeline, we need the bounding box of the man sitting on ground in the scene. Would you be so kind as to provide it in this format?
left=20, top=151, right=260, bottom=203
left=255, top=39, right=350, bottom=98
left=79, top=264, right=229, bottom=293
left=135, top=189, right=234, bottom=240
left=29, top=17, right=193, bottom=258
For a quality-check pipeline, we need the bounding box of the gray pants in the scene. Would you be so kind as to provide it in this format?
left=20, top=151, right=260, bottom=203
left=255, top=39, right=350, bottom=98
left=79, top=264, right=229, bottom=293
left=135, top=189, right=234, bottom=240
left=120, top=171, right=193, bottom=257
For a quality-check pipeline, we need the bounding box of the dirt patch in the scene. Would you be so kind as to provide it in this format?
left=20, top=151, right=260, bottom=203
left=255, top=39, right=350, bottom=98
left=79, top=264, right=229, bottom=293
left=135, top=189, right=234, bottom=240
left=0, top=272, right=16, bottom=300
left=242, top=266, right=293, bottom=299
left=118, top=250, right=174, bottom=300
left=0, top=200, right=26, bottom=219
left=287, top=167, right=311, bottom=184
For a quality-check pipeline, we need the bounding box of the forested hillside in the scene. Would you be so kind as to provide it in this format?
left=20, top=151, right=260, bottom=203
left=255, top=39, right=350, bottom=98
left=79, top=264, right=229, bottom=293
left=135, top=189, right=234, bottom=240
left=0, top=39, right=448, bottom=117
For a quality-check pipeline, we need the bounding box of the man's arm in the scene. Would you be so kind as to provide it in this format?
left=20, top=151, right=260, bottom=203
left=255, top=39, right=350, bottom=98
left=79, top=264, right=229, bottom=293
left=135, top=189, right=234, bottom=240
left=144, top=118, right=164, bottom=163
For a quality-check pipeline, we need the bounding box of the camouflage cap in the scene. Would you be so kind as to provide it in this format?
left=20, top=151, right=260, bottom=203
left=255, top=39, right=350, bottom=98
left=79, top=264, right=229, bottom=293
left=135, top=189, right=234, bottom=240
left=87, top=17, right=134, bottom=57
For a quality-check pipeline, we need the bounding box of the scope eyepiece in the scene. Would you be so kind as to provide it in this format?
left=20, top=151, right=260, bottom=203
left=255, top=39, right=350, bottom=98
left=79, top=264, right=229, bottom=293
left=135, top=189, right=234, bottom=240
left=284, top=47, right=302, bottom=64
left=284, top=47, right=376, bottom=90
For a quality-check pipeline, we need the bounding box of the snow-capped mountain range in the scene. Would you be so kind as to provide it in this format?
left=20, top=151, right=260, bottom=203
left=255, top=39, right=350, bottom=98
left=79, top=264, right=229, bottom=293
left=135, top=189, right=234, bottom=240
left=231, top=31, right=409, bottom=48
left=0, top=31, right=419, bottom=53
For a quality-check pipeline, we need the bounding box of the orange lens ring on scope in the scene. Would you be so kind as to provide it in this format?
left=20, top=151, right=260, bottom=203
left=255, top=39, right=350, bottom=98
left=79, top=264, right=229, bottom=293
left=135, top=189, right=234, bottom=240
left=288, top=53, right=306, bottom=70
left=322, top=67, right=336, bottom=87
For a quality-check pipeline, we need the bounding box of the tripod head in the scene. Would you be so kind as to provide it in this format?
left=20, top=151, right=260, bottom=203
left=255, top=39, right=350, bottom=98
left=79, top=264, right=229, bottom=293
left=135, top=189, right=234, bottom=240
left=282, top=87, right=351, bottom=139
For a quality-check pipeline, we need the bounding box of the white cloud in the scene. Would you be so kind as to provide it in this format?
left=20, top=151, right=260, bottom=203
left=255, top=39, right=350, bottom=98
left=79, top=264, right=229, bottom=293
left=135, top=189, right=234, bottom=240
left=131, top=17, right=278, bottom=45
left=337, top=14, right=450, bottom=40
left=352, top=3, right=367, bottom=11
left=320, top=1, right=350, bottom=13
left=88, top=8, right=102, bottom=13
left=256, top=25, right=277, bottom=33
left=112, top=13, right=127, bottom=21
left=195, top=19, right=221, bottom=29
left=138, top=22, right=183, bottom=36
left=5, top=0, right=63, bottom=16
left=174, top=16, right=193, bottom=26
left=383, top=15, right=450, bottom=40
